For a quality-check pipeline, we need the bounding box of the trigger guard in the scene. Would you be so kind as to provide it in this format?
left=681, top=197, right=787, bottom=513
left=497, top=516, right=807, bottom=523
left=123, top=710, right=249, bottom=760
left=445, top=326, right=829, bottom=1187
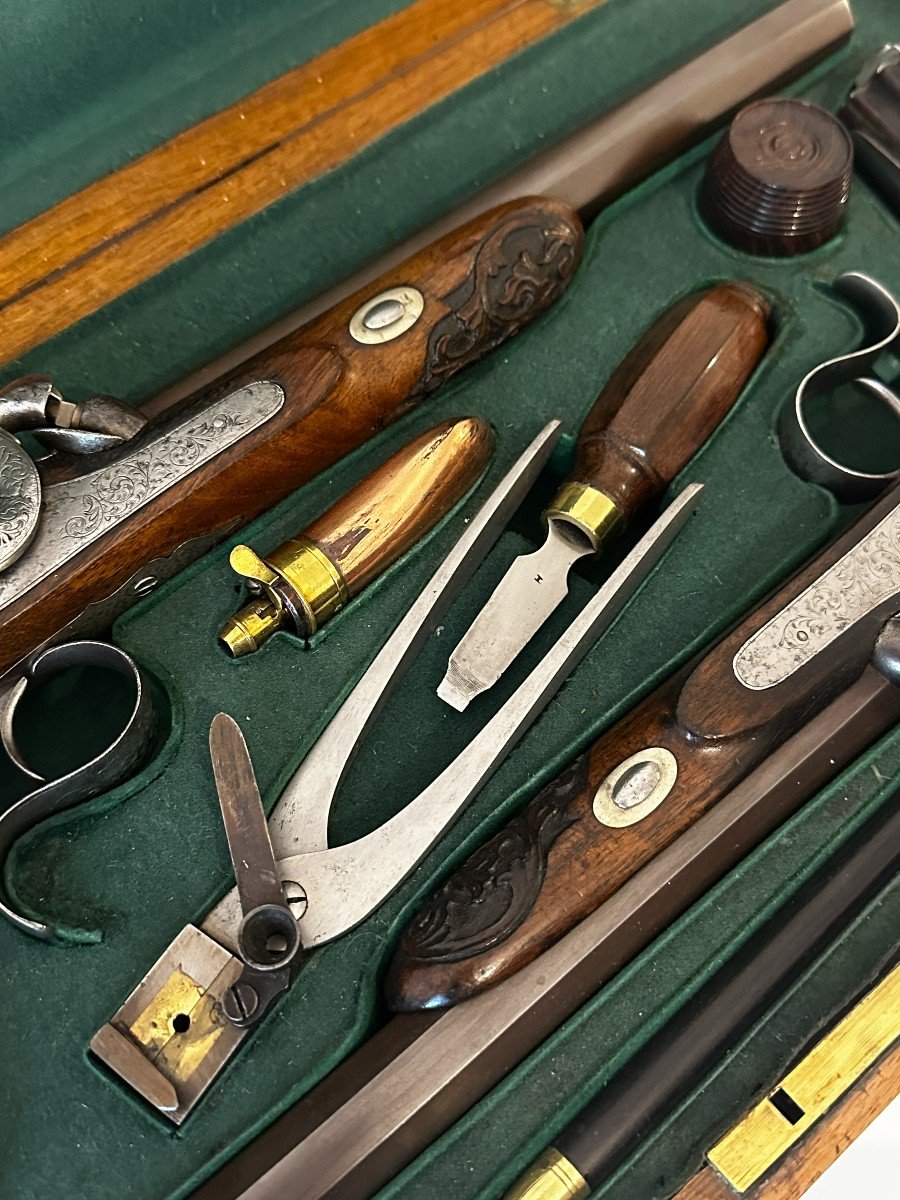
left=0, top=640, right=157, bottom=942
left=779, top=271, right=900, bottom=502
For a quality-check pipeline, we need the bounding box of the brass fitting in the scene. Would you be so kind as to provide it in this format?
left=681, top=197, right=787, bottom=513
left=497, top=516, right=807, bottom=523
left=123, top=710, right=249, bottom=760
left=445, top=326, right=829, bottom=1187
left=219, top=539, right=348, bottom=657
left=219, top=418, right=495, bottom=657
left=544, top=480, right=621, bottom=550
left=502, top=1148, right=589, bottom=1200
left=220, top=594, right=284, bottom=658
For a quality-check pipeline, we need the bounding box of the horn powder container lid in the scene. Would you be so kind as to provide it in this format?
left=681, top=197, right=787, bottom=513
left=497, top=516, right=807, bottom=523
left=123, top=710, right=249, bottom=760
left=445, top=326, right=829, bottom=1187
left=699, top=97, right=854, bottom=256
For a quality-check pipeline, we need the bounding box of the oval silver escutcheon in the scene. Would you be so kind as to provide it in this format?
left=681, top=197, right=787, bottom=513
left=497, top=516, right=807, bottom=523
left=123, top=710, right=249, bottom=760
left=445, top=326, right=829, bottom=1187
left=592, top=746, right=678, bottom=828
left=349, top=286, right=425, bottom=345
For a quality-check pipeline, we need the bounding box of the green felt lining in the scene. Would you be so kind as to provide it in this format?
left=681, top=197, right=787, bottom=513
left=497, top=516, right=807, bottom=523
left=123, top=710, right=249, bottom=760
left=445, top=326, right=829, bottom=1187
left=0, top=0, right=409, bottom=235
left=379, top=730, right=900, bottom=1200
left=6, top=0, right=803, bottom=406
left=1, top=1, right=898, bottom=1198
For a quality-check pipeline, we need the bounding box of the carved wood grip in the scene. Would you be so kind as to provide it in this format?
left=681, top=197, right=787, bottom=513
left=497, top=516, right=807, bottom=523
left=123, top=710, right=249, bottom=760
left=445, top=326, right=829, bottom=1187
left=385, top=483, right=900, bottom=1011
left=0, top=197, right=582, bottom=678
left=560, top=283, right=769, bottom=523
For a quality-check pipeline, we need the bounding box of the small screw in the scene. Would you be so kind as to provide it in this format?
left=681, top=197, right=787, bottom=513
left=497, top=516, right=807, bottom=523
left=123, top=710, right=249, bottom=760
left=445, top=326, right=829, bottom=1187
left=134, top=575, right=158, bottom=596
left=224, top=979, right=259, bottom=1023
left=283, top=880, right=308, bottom=920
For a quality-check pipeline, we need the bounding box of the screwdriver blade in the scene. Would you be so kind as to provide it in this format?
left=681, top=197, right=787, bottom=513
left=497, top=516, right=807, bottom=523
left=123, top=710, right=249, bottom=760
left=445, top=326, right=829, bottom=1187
left=437, top=520, right=593, bottom=710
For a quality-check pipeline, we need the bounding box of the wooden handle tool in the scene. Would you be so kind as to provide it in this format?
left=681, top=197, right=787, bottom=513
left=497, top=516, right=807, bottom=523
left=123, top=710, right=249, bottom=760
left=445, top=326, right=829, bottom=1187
left=0, top=197, right=581, bottom=681
left=437, top=282, right=770, bottom=710
left=219, top=417, right=493, bottom=654
left=389, top=479, right=900, bottom=1011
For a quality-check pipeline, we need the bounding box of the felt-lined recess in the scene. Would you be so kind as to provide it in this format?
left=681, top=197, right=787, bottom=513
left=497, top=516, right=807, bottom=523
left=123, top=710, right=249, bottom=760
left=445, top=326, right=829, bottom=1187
left=5, top=0, right=794, bottom=407
left=0, top=0, right=598, bottom=364
left=377, top=737, right=900, bottom=1200
left=4, top=148, right=897, bottom=1198
left=2, top=2, right=898, bottom=1198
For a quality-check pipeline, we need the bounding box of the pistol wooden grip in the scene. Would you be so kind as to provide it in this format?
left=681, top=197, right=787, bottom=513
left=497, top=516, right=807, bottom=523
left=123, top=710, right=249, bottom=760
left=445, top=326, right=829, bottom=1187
left=386, top=676, right=742, bottom=1011
left=290, top=195, right=584, bottom=418
left=0, top=197, right=581, bottom=678
left=386, top=484, right=900, bottom=1012
left=569, top=283, right=769, bottom=520
left=303, top=418, right=494, bottom=598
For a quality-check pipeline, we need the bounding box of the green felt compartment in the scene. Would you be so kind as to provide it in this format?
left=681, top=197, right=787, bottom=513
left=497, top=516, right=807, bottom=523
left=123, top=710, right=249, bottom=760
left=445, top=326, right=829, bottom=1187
left=0, top=0, right=409, bottom=235
left=5, top=0, right=807, bottom=407
left=1, top=1, right=898, bottom=1198
left=379, top=737, right=900, bottom=1200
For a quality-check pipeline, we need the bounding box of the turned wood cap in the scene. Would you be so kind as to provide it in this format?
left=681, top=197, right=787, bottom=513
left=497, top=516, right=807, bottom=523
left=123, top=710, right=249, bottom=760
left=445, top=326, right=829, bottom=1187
left=700, top=98, right=853, bottom=256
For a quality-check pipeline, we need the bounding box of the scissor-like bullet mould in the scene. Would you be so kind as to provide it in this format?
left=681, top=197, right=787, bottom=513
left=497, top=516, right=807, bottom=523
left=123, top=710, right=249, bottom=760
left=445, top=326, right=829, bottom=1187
left=91, top=422, right=703, bottom=1122
left=209, top=713, right=302, bottom=1028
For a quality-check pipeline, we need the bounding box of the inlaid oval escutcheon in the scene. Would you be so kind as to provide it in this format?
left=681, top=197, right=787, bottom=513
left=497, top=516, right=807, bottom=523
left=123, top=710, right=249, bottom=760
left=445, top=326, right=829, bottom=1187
left=349, top=286, right=425, bottom=344
left=592, top=746, right=678, bottom=828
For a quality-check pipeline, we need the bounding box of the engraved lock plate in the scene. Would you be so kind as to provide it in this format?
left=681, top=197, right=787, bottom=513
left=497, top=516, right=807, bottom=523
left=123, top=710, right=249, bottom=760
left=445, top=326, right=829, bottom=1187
left=0, top=381, right=285, bottom=611
left=349, top=286, right=425, bottom=344
left=0, top=429, right=41, bottom=573
left=733, top=502, right=900, bottom=690
left=592, top=746, right=678, bottom=828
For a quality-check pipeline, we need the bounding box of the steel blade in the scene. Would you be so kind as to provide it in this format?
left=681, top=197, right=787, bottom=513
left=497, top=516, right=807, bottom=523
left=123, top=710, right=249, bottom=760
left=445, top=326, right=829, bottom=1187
left=438, top=520, right=593, bottom=710
left=266, top=421, right=562, bottom=858
left=209, top=712, right=284, bottom=916
left=203, top=484, right=704, bottom=950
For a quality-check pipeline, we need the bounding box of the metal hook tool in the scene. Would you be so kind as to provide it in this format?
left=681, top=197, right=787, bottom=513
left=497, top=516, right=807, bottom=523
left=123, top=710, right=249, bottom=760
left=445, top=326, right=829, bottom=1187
left=93, top=422, right=703, bottom=1121
left=0, top=640, right=156, bottom=940
left=779, top=272, right=900, bottom=502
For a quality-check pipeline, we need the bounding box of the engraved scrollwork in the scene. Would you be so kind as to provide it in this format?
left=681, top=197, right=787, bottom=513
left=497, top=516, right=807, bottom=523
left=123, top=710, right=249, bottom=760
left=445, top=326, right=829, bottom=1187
left=63, top=414, right=249, bottom=540
left=0, top=382, right=284, bottom=609
left=734, top=504, right=900, bottom=689
left=0, top=433, right=41, bottom=572
left=398, top=755, right=588, bottom=965
left=0, top=447, right=33, bottom=544
left=408, top=205, right=583, bottom=405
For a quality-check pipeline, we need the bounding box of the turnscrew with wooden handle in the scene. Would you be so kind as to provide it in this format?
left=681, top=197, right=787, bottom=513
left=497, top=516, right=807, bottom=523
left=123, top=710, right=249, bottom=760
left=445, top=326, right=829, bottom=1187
left=437, top=282, right=770, bottom=710
left=220, top=417, right=493, bottom=655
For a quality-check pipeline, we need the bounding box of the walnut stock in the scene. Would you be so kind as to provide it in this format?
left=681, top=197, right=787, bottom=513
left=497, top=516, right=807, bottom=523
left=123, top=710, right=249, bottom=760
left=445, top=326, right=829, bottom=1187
left=0, top=197, right=582, bottom=678
left=386, top=482, right=900, bottom=1011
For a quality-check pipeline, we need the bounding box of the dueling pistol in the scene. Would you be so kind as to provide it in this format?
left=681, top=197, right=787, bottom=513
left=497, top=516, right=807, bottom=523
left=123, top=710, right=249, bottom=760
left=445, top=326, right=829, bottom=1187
left=0, top=198, right=582, bottom=682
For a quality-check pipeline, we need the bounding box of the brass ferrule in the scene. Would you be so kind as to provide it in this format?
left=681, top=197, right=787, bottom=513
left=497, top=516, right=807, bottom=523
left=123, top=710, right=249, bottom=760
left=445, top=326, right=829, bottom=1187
left=220, top=537, right=349, bottom=656
left=220, top=594, right=285, bottom=658
left=544, top=481, right=621, bottom=550
left=267, top=535, right=348, bottom=634
left=502, top=1148, right=590, bottom=1200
